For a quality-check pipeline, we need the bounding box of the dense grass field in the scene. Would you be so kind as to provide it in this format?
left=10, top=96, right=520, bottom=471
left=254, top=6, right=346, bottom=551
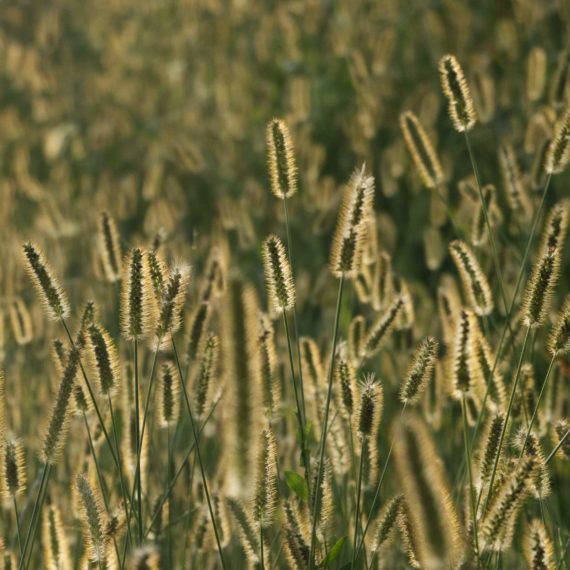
left=0, top=0, right=570, bottom=568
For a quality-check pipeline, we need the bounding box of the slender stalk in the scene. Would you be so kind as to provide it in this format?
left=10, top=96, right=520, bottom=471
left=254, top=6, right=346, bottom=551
left=351, top=437, right=366, bottom=569
left=125, top=337, right=162, bottom=549
left=547, top=427, right=570, bottom=465
left=465, top=173, right=553, bottom=454
left=282, top=312, right=311, bottom=493
left=107, top=395, right=134, bottom=557
left=170, top=333, right=227, bottom=570
left=82, top=412, right=122, bottom=567
left=462, top=395, right=480, bottom=563
left=482, top=327, right=531, bottom=514
left=60, top=319, right=120, bottom=468
left=260, top=523, right=265, bottom=570
left=167, top=425, right=173, bottom=569
left=464, top=132, right=515, bottom=351
left=133, top=338, right=143, bottom=542
left=308, top=274, right=345, bottom=570
left=144, top=396, right=222, bottom=539
left=13, top=496, right=22, bottom=558
left=518, top=353, right=557, bottom=460
left=282, top=194, right=307, bottom=422
left=20, top=463, right=51, bottom=570
left=354, top=403, right=407, bottom=566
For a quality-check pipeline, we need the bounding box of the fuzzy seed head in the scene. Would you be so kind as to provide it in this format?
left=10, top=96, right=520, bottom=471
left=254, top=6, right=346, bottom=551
left=451, top=309, right=480, bottom=398
left=449, top=240, right=494, bottom=316
left=75, top=473, right=108, bottom=563
left=479, top=457, right=537, bottom=552
left=267, top=118, right=297, bottom=199
left=357, top=374, right=383, bottom=438
left=262, top=234, right=296, bottom=313
left=522, top=246, right=561, bottom=328
left=400, top=111, right=444, bottom=189
left=524, top=519, right=555, bottom=570
left=86, top=323, right=119, bottom=397
left=330, top=165, right=375, bottom=278
left=193, top=332, right=219, bottom=420
left=22, top=242, right=70, bottom=320
left=158, top=362, right=179, bottom=428
left=1, top=437, right=26, bottom=497
left=42, top=504, right=72, bottom=570
left=540, top=201, right=568, bottom=255
left=252, top=426, right=279, bottom=526
left=334, top=352, right=355, bottom=418
left=371, top=494, right=404, bottom=554
left=147, top=250, right=166, bottom=303
left=545, top=107, right=570, bottom=174
left=41, top=346, right=81, bottom=464
left=400, top=337, right=439, bottom=405
left=476, top=413, right=505, bottom=491
left=121, top=248, right=155, bottom=340
left=548, top=295, right=570, bottom=355
left=439, top=54, right=477, bottom=132
left=155, top=264, right=190, bottom=340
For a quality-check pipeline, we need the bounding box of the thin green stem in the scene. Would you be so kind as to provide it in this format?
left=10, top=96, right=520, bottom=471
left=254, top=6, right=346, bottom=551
left=282, top=312, right=311, bottom=494
left=462, top=394, right=480, bottom=563
left=167, top=425, right=173, bottom=569
left=20, top=463, right=51, bottom=570
left=354, top=403, right=407, bottom=566
left=13, top=496, right=22, bottom=559
left=518, top=353, right=557, bottom=460
left=170, top=333, right=227, bottom=570
left=282, top=193, right=307, bottom=423
left=260, top=523, right=265, bottom=570
left=547, top=427, right=570, bottom=465
left=482, top=327, right=531, bottom=514
left=107, top=395, right=134, bottom=565
left=144, top=396, right=221, bottom=539
left=351, top=436, right=366, bottom=569
left=133, top=338, right=143, bottom=542
left=60, top=319, right=120, bottom=469
left=82, top=412, right=122, bottom=567
left=308, top=274, right=344, bottom=570
left=464, top=131, right=516, bottom=353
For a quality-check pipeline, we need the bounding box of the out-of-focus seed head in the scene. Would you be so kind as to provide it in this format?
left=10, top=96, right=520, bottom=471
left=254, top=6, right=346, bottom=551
left=545, top=107, right=570, bottom=174
left=400, top=111, right=444, bottom=189
left=449, top=240, right=494, bottom=316
left=330, top=165, right=375, bottom=278
left=98, top=211, right=122, bottom=283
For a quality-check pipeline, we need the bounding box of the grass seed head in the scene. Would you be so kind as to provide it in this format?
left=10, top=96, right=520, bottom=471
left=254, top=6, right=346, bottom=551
left=266, top=118, right=297, bottom=199
left=22, top=242, right=70, bottom=321
left=400, top=110, right=444, bottom=189
left=439, top=54, right=477, bottom=132
left=262, top=234, right=296, bottom=313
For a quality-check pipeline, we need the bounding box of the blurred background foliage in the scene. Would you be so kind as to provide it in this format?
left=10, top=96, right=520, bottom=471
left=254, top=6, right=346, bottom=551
left=0, top=0, right=569, bottom=403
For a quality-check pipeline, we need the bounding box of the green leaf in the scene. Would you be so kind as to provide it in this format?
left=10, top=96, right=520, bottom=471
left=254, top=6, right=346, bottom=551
left=284, top=470, right=308, bottom=501
left=319, top=536, right=346, bottom=567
